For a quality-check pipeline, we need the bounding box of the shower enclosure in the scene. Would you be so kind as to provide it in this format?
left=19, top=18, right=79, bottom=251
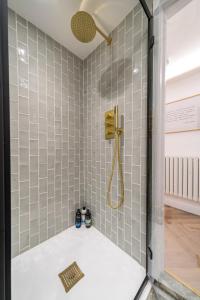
left=0, top=0, right=153, bottom=299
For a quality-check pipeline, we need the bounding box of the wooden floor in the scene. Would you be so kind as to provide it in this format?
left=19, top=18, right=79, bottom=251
left=165, top=206, right=200, bottom=294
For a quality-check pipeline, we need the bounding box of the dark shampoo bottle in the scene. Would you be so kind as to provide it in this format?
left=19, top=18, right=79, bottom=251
left=85, top=209, right=92, bottom=228
left=75, top=209, right=82, bottom=228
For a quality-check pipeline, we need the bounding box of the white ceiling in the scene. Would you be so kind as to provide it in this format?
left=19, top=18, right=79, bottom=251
left=166, top=0, right=200, bottom=80
left=8, top=0, right=138, bottom=59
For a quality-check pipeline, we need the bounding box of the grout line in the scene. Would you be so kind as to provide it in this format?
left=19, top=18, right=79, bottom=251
left=37, top=24, right=40, bottom=244
left=46, top=36, right=49, bottom=238
left=15, top=11, right=21, bottom=255
left=27, top=13, right=31, bottom=251
left=60, top=46, right=63, bottom=231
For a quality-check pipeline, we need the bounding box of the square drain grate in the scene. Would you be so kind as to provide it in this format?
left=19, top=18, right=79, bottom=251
left=59, top=261, right=84, bottom=293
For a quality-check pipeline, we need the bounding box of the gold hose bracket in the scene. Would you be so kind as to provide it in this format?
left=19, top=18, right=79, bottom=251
left=105, top=106, right=124, bottom=209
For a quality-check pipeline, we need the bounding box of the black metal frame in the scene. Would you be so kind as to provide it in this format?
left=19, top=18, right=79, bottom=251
left=143, top=2, right=154, bottom=274
left=0, top=0, right=153, bottom=299
left=0, top=0, right=11, bottom=299
left=134, top=1, right=154, bottom=299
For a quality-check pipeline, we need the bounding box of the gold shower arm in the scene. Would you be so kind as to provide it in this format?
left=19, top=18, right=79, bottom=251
left=95, top=25, right=112, bottom=45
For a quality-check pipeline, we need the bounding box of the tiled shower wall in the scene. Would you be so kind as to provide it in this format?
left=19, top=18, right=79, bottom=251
left=9, top=9, right=83, bottom=257
left=9, top=2, right=148, bottom=264
left=82, top=3, right=148, bottom=266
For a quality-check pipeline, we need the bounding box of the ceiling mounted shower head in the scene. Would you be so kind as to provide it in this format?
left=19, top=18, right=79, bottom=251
left=71, top=11, right=112, bottom=45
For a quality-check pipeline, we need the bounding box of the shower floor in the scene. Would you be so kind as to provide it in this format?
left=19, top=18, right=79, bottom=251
left=12, top=226, right=145, bottom=300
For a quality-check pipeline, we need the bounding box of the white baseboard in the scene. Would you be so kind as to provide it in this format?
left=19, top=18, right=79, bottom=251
left=165, top=195, right=200, bottom=216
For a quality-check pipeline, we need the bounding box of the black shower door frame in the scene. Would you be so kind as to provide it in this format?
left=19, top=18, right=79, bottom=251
left=134, top=1, right=154, bottom=299
left=0, top=0, right=11, bottom=299
left=0, top=0, right=153, bottom=299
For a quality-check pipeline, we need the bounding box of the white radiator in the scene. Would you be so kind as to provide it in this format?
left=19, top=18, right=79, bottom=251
left=165, top=157, right=200, bottom=202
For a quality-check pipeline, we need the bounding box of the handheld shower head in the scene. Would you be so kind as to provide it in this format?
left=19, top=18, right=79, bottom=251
left=71, top=11, right=112, bottom=45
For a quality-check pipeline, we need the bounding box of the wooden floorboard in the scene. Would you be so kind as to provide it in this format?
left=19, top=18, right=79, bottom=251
left=165, top=206, right=200, bottom=294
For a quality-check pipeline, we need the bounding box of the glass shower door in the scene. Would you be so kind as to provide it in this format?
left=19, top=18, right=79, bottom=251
left=0, top=0, right=153, bottom=299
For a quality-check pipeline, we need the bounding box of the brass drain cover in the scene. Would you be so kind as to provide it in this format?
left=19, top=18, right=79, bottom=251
left=59, top=262, right=84, bottom=293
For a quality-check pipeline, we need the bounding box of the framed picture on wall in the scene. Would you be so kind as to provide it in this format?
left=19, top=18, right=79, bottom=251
left=165, top=93, right=200, bottom=133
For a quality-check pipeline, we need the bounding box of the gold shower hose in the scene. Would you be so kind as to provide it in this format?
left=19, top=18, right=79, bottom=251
left=107, top=128, right=124, bottom=209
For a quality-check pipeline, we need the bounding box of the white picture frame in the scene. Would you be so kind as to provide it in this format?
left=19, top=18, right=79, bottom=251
left=165, top=93, right=200, bottom=134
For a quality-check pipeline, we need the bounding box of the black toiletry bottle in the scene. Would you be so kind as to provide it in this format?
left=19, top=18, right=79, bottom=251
left=85, top=209, right=92, bottom=228
left=75, top=209, right=82, bottom=228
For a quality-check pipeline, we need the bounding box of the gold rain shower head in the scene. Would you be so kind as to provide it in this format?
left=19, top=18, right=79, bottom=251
left=71, top=11, right=112, bottom=45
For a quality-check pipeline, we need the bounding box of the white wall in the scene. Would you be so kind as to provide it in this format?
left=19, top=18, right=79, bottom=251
left=165, top=68, right=200, bottom=213
left=165, top=67, right=200, bottom=157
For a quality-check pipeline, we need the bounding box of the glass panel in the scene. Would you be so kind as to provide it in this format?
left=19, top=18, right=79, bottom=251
left=151, top=0, right=200, bottom=298
left=146, top=0, right=153, bottom=14
left=8, top=1, right=149, bottom=298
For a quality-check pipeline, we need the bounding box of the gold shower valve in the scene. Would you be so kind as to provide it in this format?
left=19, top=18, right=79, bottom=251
left=105, top=109, right=115, bottom=139
left=105, top=107, right=123, bottom=140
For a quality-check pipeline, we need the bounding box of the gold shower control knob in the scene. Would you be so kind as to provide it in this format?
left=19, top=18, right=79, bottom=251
left=106, top=112, right=113, bottom=119
left=105, top=120, right=114, bottom=126
left=106, top=129, right=113, bottom=134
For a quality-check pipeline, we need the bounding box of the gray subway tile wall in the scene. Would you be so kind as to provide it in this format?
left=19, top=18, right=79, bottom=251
left=82, top=3, right=147, bottom=266
left=9, top=2, right=148, bottom=267
left=9, top=8, right=83, bottom=256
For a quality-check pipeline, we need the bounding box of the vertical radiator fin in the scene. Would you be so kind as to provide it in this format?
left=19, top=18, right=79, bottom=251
left=193, top=157, right=199, bottom=201
left=183, top=157, right=188, bottom=199
left=199, top=158, right=200, bottom=201
left=188, top=158, right=193, bottom=200
left=165, top=157, right=170, bottom=194
left=174, top=157, right=178, bottom=196
left=178, top=157, right=183, bottom=198
left=169, top=157, right=174, bottom=195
